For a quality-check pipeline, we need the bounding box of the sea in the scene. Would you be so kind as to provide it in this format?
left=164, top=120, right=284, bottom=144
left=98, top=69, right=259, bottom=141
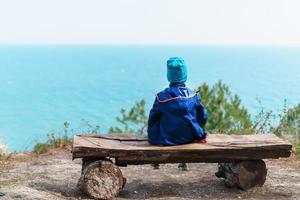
left=0, top=45, right=299, bottom=151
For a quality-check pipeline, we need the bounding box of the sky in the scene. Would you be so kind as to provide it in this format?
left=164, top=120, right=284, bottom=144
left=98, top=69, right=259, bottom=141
left=0, top=0, right=300, bottom=45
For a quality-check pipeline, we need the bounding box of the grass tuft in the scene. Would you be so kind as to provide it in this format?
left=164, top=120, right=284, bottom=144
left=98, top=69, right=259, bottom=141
left=33, top=133, right=72, bottom=154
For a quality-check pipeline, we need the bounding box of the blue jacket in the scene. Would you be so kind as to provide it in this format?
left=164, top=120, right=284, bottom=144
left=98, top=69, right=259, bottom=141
left=147, top=84, right=207, bottom=145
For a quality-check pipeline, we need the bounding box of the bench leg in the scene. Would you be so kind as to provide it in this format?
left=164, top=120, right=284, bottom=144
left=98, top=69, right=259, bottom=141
left=78, top=160, right=125, bottom=200
left=215, top=160, right=267, bottom=190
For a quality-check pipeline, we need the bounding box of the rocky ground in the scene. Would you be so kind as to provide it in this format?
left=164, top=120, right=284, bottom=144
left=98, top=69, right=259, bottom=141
left=0, top=149, right=300, bottom=200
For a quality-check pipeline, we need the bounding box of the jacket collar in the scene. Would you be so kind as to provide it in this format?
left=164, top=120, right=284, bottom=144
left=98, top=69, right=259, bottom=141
left=169, top=82, right=186, bottom=87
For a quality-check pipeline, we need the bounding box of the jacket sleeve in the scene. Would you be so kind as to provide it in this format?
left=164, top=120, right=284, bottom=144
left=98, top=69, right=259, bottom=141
left=196, top=94, right=208, bottom=127
left=147, top=98, right=161, bottom=132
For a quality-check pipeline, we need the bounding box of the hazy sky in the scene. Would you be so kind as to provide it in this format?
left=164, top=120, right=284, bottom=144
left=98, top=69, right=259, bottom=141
left=0, top=0, right=300, bottom=45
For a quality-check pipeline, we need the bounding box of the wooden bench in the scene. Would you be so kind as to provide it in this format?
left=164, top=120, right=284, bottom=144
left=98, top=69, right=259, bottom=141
left=72, top=134, right=292, bottom=200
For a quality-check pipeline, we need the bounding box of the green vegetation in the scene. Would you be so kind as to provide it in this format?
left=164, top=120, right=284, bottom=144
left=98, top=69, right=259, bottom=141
left=109, top=81, right=253, bottom=135
left=251, top=100, right=276, bottom=134
left=33, top=122, right=72, bottom=154
left=109, top=99, right=148, bottom=135
left=197, top=80, right=252, bottom=134
left=78, top=119, right=101, bottom=134
left=33, top=133, right=72, bottom=154
left=274, top=103, right=300, bottom=138
left=274, top=103, right=300, bottom=154
left=247, top=102, right=300, bottom=154
left=295, top=144, right=300, bottom=155
left=31, top=81, right=299, bottom=156
left=33, top=120, right=101, bottom=154
left=108, top=80, right=300, bottom=156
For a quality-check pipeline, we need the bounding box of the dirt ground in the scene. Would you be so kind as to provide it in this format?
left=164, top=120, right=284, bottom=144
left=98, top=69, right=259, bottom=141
left=0, top=149, right=300, bottom=200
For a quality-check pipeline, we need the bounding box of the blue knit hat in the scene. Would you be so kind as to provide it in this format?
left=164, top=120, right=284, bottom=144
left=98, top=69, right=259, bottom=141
left=167, top=57, right=187, bottom=83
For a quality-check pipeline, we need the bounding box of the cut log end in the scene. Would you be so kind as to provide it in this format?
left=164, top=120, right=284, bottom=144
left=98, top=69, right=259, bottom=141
left=215, top=160, right=267, bottom=190
left=78, top=160, right=125, bottom=200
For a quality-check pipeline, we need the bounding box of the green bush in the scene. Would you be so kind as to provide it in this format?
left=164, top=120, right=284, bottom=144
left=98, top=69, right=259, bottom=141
left=274, top=103, right=300, bottom=138
left=274, top=103, right=300, bottom=154
left=109, top=99, right=148, bottom=135
left=251, top=100, right=276, bottom=134
left=197, top=80, right=252, bottom=134
left=109, top=81, right=253, bottom=135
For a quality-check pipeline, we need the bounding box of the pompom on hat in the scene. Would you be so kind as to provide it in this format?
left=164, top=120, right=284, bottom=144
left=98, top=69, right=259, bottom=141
left=167, top=57, right=187, bottom=84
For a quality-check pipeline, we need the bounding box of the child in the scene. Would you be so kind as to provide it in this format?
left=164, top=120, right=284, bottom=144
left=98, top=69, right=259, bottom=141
left=148, top=57, right=207, bottom=146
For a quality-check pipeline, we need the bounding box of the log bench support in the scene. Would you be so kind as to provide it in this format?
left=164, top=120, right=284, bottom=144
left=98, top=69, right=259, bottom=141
left=78, top=158, right=268, bottom=199
left=215, top=160, right=267, bottom=190
left=78, top=159, right=126, bottom=200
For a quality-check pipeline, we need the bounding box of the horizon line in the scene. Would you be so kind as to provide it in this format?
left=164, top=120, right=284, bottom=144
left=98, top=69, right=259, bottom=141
left=0, top=43, right=300, bottom=47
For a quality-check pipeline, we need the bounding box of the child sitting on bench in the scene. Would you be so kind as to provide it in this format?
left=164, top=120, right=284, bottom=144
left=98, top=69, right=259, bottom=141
left=147, top=57, right=208, bottom=170
left=148, top=57, right=207, bottom=145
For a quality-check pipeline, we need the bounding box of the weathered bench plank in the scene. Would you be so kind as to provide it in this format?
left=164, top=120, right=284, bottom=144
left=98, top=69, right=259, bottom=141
left=72, top=134, right=292, bottom=164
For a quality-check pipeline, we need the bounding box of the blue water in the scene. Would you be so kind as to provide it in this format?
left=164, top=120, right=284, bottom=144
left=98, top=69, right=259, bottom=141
left=0, top=45, right=300, bottom=151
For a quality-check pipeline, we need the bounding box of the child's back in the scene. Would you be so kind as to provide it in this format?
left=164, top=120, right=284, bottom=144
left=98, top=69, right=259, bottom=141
left=147, top=57, right=207, bottom=145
